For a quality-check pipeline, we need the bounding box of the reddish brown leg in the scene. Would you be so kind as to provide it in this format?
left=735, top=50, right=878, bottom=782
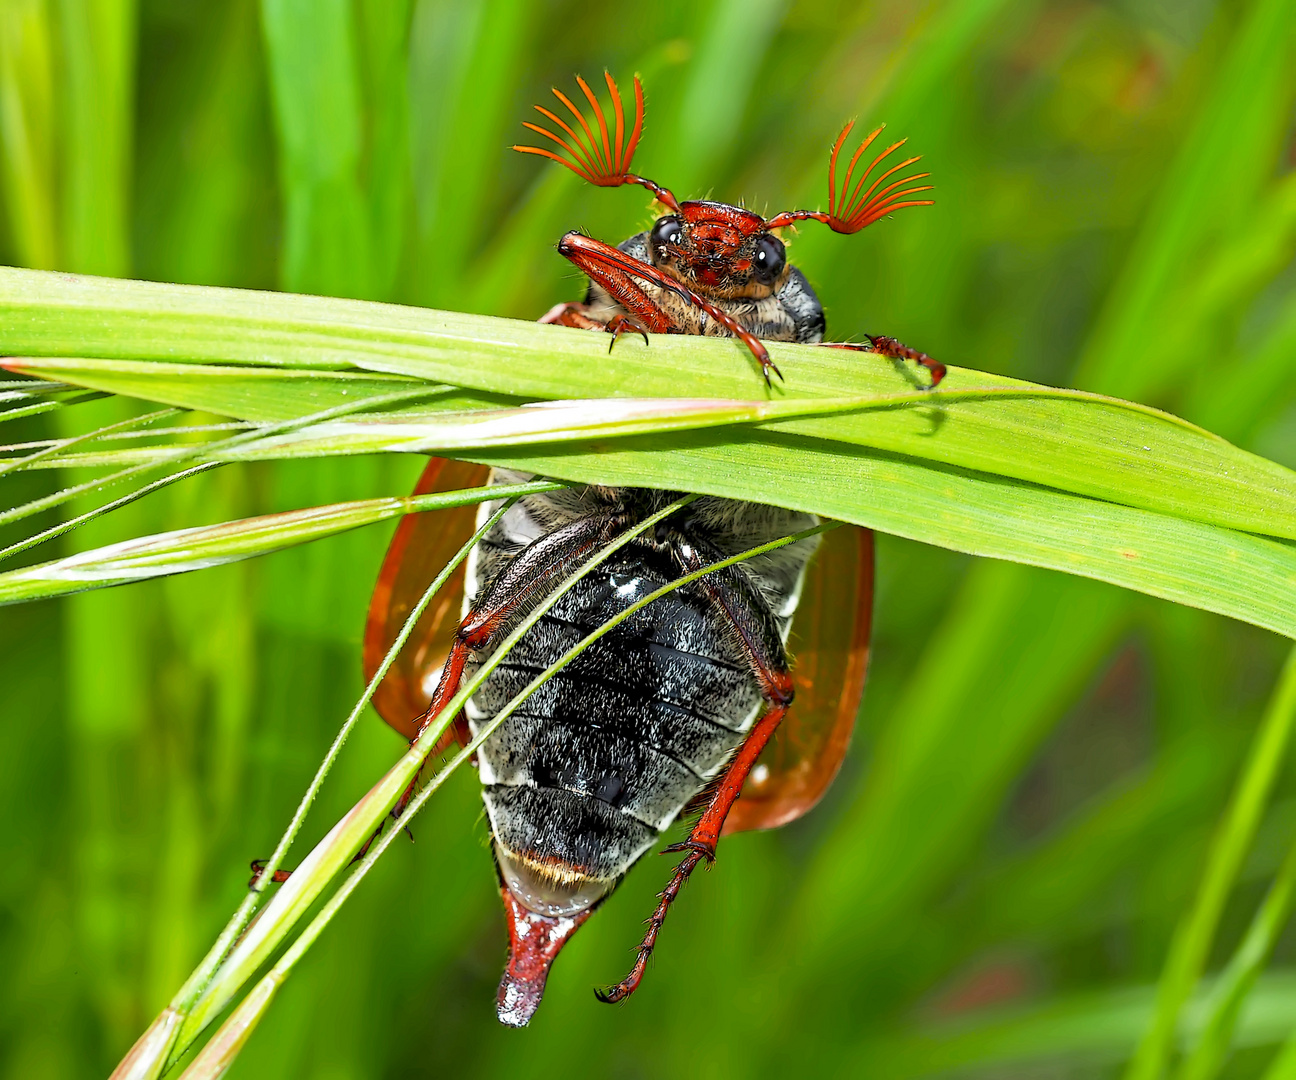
left=598, top=538, right=794, bottom=1004
left=557, top=232, right=783, bottom=385
left=538, top=301, right=609, bottom=331
left=390, top=510, right=629, bottom=823
left=540, top=302, right=651, bottom=353
left=822, top=336, right=946, bottom=387
left=249, top=516, right=632, bottom=893
left=554, top=237, right=678, bottom=334
left=596, top=699, right=790, bottom=1004
left=248, top=512, right=636, bottom=891
left=248, top=860, right=291, bottom=887
left=605, top=313, right=650, bottom=350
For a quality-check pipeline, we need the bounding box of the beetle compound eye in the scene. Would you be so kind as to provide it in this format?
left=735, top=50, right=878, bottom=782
left=753, top=234, right=786, bottom=285
left=651, top=215, right=684, bottom=256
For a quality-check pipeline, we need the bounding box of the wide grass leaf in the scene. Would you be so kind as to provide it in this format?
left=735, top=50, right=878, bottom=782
left=0, top=271, right=1293, bottom=540
left=3, top=269, right=1295, bottom=639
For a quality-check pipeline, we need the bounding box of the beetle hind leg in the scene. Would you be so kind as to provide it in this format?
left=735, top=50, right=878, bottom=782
left=597, top=541, right=794, bottom=1005
left=595, top=699, right=791, bottom=1004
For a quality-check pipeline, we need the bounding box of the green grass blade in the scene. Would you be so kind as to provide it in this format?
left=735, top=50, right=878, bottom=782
left=260, top=0, right=374, bottom=298
left=6, top=359, right=1296, bottom=637
left=244, top=491, right=519, bottom=901
left=1179, top=809, right=1296, bottom=1080
left=0, top=0, right=59, bottom=269
left=6, top=405, right=1295, bottom=637
left=168, top=493, right=698, bottom=1061
left=3, top=271, right=1293, bottom=542
left=0, top=396, right=74, bottom=424
left=5, top=356, right=430, bottom=420
left=0, top=479, right=561, bottom=604
left=655, top=0, right=788, bottom=195
left=0, top=404, right=175, bottom=477
left=1127, top=645, right=1296, bottom=1080
left=1075, top=0, right=1296, bottom=399
left=0, top=459, right=222, bottom=561
left=0, top=385, right=444, bottom=553
left=20, top=379, right=1203, bottom=466
left=57, top=0, right=135, bottom=277
left=110, top=487, right=527, bottom=1080
left=407, top=0, right=532, bottom=309
left=352, top=0, right=411, bottom=302
left=475, top=438, right=1296, bottom=640
left=850, top=972, right=1296, bottom=1079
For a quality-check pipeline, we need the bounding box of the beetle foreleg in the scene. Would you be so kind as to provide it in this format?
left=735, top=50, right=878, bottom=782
left=821, top=336, right=946, bottom=387
left=539, top=302, right=651, bottom=350
left=557, top=232, right=783, bottom=385
left=538, top=301, right=609, bottom=331
left=555, top=234, right=679, bottom=335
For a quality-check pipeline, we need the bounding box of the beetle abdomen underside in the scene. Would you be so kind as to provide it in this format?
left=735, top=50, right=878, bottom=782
left=465, top=540, right=762, bottom=887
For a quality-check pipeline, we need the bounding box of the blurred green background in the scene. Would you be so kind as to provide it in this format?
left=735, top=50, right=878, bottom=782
left=2, top=0, right=1296, bottom=1076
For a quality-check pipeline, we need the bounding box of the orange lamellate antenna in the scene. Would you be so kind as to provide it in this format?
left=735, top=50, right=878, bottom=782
left=514, top=73, right=679, bottom=212
left=767, top=120, right=933, bottom=233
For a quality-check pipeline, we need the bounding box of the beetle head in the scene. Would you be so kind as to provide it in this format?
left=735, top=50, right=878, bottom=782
left=646, top=201, right=789, bottom=299
left=514, top=73, right=934, bottom=280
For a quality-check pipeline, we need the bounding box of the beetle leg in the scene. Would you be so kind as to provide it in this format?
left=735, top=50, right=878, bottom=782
left=595, top=699, right=789, bottom=1005
left=597, top=538, right=793, bottom=1004
left=605, top=313, right=651, bottom=350
left=557, top=232, right=783, bottom=385
left=540, top=299, right=652, bottom=353
left=821, top=336, right=946, bottom=387
left=555, top=235, right=679, bottom=334
left=456, top=509, right=629, bottom=650
left=389, top=509, right=631, bottom=822
left=538, top=301, right=609, bottom=331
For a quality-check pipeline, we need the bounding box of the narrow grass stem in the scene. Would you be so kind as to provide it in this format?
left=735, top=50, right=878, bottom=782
left=176, top=517, right=833, bottom=1078
left=0, top=423, right=259, bottom=454
left=163, top=494, right=701, bottom=1067
left=1178, top=800, right=1296, bottom=1080
left=0, top=462, right=222, bottom=563
left=0, top=380, right=74, bottom=392
left=0, top=421, right=256, bottom=454
left=0, top=479, right=566, bottom=605
left=248, top=492, right=525, bottom=899
left=0, top=385, right=449, bottom=558
left=0, top=397, right=85, bottom=425
left=0, top=406, right=178, bottom=479
left=106, top=483, right=554, bottom=1080
left=10, top=385, right=1234, bottom=474
left=1126, top=644, right=1296, bottom=1080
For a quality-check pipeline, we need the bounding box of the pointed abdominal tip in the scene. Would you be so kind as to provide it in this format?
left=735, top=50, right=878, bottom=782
left=495, top=887, right=594, bottom=1027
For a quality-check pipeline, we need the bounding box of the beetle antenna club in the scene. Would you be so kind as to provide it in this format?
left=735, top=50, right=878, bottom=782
left=514, top=72, right=680, bottom=212
left=766, top=120, right=934, bottom=233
